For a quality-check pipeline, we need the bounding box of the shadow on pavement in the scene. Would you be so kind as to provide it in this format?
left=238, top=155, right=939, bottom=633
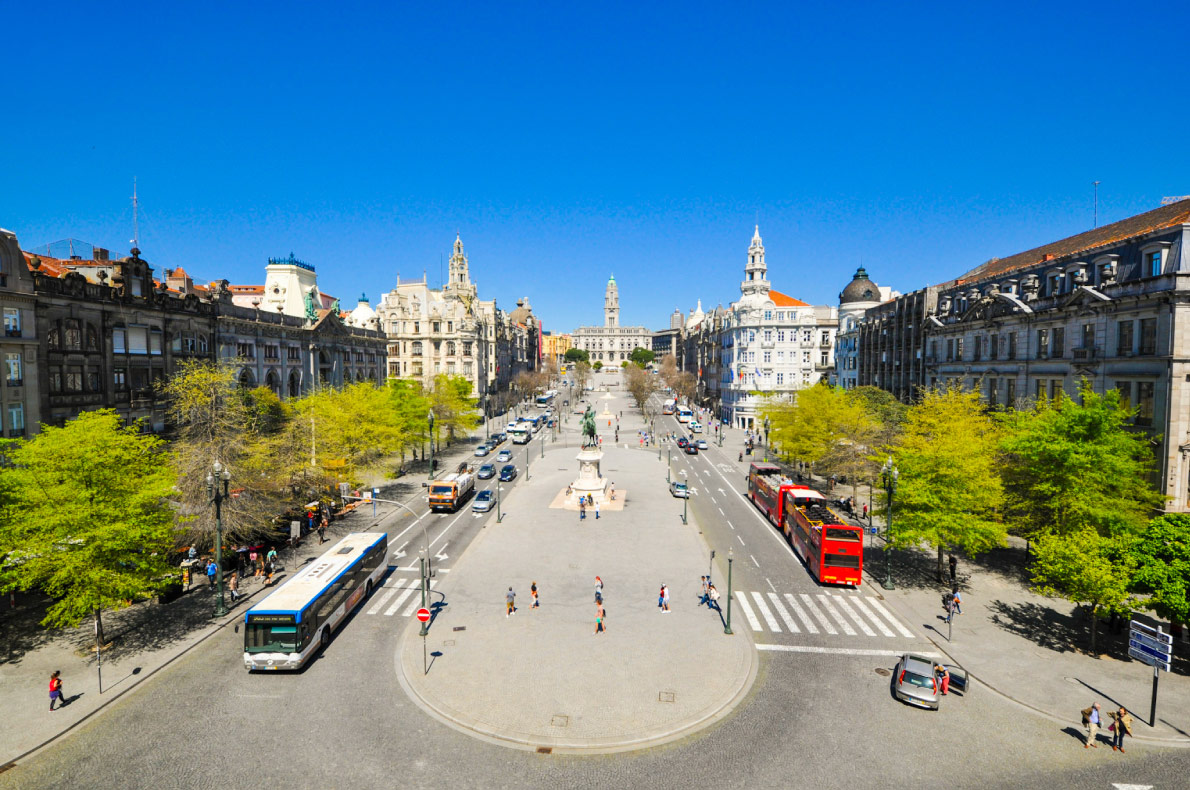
left=0, top=592, right=59, bottom=664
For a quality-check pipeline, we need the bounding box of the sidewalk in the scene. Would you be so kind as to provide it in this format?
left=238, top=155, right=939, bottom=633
left=0, top=429, right=489, bottom=768
left=397, top=388, right=757, bottom=753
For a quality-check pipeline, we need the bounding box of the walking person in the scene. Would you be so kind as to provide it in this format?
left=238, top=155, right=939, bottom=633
left=505, top=586, right=516, bottom=617
left=1081, top=702, right=1101, bottom=748
left=595, top=501, right=600, bottom=520
left=951, top=587, right=963, bottom=615
left=594, top=576, right=603, bottom=604
left=266, top=546, right=278, bottom=570
left=949, top=554, right=957, bottom=584
left=662, top=584, right=671, bottom=612
left=531, top=581, right=539, bottom=609
left=943, top=591, right=956, bottom=624
left=264, top=558, right=275, bottom=586
left=699, top=575, right=710, bottom=606
left=250, top=549, right=260, bottom=578
left=595, top=600, right=605, bottom=634
left=1107, top=706, right=1133, bottom=753
left=48, top=670, right=66, bottom=711
left=708, top=583, right=720, bottom=611
left=228, top=571, right=240, bottom=603
left=580, top=499, right=587, bottom=521
left=206, top=559, right=217, bottom=588
left=318, top=517, right=328, bottom=545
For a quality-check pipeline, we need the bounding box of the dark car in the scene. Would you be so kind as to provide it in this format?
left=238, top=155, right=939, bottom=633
left=677, top=437, right=689, bottom=449
left=684, top=443, right=699, bottom=455
left=477, top=463, right=496, bottom=480
left=499, top=464, right=518, bottom=482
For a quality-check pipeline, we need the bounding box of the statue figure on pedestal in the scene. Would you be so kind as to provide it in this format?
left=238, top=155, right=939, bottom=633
left=581, top=405, right=598, bottom=448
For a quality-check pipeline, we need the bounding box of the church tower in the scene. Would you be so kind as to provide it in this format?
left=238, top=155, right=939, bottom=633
left=604, top=274, right=619, bottom=327
left=444, top=233, right=477, bottom=301
left=741, top=225, right=771, bottom=300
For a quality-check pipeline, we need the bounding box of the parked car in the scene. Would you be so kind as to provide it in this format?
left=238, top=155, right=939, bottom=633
left=669, top=480, right=689, bottom=498
left=472, top=490, right=495, bottom=512
left=497, top=449, right=513, bottom=463
left=676, top=437, right=689, bottom=449
left=684, top=443, right=699, bottom=455
left=477, top=463, right=496, bottom=480
left=491, top=433, right=505, bottom=445
left=696, top=439, right=709, bottom=450
left=893, top=653, right=940, bottom=710
left=499, top=464, right=518, bottom=482
left=474, top=444, right=490, bottom=457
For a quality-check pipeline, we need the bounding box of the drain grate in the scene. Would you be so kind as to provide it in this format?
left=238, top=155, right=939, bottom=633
left=875, top=668, right=891, bottom=677
left=453, top=626, right=466, bottom=632
left=658, top=691, right=675, bottom=703
left=537, top=747, right=553, bottom=754
left=550, top=714, right=569, bottom=727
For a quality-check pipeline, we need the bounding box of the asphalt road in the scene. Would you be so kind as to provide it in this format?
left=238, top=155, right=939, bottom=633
left=2, top=385, right=1187, bottom=790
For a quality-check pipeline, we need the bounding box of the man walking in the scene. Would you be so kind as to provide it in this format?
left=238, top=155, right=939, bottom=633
left=318, top=517, right=328, bottom=545
left=206, top=559, right=217, bottom=588
left=1107, top=706, right=1133, bottom=752
left=595, top=501, right=600, bottom=520
left=949, top=554, right=958, bottom=584
left=505, top=586, right=516, bottom=617
left=595, top=600, right=605, bottom=634
left=580, top=499, right=587, bottom=521
left=228, top=572, right=240, bottom=603
left=662, top=584, right=671, bottom=613
left=699, top=575, right=710, bottom=606
left=1081, top=702, right=1101, bottom=748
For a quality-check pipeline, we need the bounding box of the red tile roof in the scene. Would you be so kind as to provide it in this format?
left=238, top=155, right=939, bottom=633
left=956, top=197, right=1190, bottom=284
left=769, top=289, right=809, bottom=307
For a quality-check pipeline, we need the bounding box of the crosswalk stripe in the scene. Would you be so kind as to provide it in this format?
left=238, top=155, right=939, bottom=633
left=384, top=586, right=418, bottom=616
left=734, top=591, right=762, bottom=631
left=800, top=593, right=837, bottom=634
left=750, top=591, right=781, bottom=632
left=865, top=597, right=915, bottom=638
left=831, top=594, right=875, bottom=636
left=766, top=592, right=800, bottom=633
left=816, top=595, right=856, bottom=635
left=367, top=582, right=404, bottom=615
left=783, top=593, right=818, bottom=634
left=401, top=579, right=438, bottom=616
left=850, top=596, right=895, bottom=637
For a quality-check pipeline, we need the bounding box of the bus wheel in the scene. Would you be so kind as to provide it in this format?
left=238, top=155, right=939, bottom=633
left=320, top=628, right=330, bottom=653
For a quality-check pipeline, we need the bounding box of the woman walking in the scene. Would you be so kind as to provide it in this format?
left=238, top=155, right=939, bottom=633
left=1108, top=707, right=1134, bottom=753
left=594, top=576, right=603, bottom=604
left=662, top=584, right=671, bottom=612
left=595, top=601, right=606, bottom=634
left=531, top=581, right=539, bottom=609
left=49, top=671, right=66, bottom=711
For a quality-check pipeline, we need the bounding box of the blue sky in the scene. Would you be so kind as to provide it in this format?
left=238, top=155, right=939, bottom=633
left=3, top=1, right=1188, bottom=332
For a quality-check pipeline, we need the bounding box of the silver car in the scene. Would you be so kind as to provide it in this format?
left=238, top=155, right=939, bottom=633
left=893, top=653, right=940, bottom=710
left=472, top=490, right=495, bottom=512
left=669, top=480, right=689, bottom=498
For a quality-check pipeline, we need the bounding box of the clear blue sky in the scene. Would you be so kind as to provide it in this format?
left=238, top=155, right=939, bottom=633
left=4, top=1, right=1187, bottom=332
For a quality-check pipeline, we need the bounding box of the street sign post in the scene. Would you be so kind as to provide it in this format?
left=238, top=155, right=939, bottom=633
left=416, top=607, right=431, bottom=622
left=1129, top=621, right=1172, bottom=726
left=417, top=607, right=432, bottom=675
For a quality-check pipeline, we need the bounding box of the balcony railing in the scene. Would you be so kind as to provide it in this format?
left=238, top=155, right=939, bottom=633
left=1072, top=346, right=1097, bottom=361
left=5, top=378, right=21, bottom=387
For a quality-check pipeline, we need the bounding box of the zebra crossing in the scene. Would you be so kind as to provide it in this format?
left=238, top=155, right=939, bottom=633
left=732, top=590, right=915, bottom=639
left=364, top=578, right=439, bottom=617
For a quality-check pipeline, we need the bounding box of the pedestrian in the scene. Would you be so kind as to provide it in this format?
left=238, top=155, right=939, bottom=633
left=1081, top=702, right=1101, bottom=748
left=250, top=549, right=259, bottom=577
left=739, top=451, right=743, bottom=462
left=506, top=586, right=516, bottom=617
left=699, top=575, right=710, bottom=605
left=187, top=545, right=197, bottom=561
left=934, top=664, right=950, bottom=695
left=228, top=571, right=240, bottom=602
left=255, top=553, right=264, bottom=579
left=951, top=587, right=963, bottom=615
left=266, top=546, right=278, bottom=569
left=862, top=503, right=868, bottom=520
left=709, top=584, right=720, bottom=610
left=49, top=670, right=66, bottom=711
left=595, top=600, right=605, bottom=634
left=661, top=584, right=671, bottom=612
left=595, top=576, right=603, bottom=604
left=531, top=582, right=539, bottom=608
left=1107, top=706, right=1133, bottom=753
left=595, top=501, right=600, bottom=520
left=610, top=484, right=616, bottom=501
left=658, top=584, right=665, bottom=611
left=580, top=499, right=587, bottom=521
left=265, top=559, right=275, bottom=586
left=943, top=591, right=956, bottom=624
left=318, top=517, right=328, bottom=545
left=949, top=554, right=957, bottom=583
left=206, top=559, right=217, bottom=587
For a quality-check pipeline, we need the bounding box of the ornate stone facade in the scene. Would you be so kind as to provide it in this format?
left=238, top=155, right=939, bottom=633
left=571, top=275, right=651, bottom=364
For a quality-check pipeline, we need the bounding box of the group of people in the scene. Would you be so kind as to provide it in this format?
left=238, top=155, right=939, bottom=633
left=578, top=494, right=600, bottom=520
left=698, top=576, right=721, bottom=609
left=1082, top=702, right=1134, bottom=752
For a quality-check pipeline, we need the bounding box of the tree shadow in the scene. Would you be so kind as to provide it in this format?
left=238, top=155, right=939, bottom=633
left=0, top=591, right=60, bottom=665
left=986, top=599, right=1089, bottom=654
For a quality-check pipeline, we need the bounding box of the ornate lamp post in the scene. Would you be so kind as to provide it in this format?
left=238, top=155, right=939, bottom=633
left=881, top=456, right=899, bottom=591
left=680, top=469, right=688, bottom=525
left=205, top=461, right=232, bottom=617
left=724, top=546, right=734, bottom=635
left=427, top=409, right=436, bottom=480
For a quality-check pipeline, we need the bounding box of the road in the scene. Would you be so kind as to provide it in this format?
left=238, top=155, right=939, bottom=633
left=1, top=382, right=1186, bottom=789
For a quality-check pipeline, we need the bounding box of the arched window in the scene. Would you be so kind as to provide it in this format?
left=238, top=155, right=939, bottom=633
left=86, top=324, right=100, bottom=351
left=447, top=341, right=456, bottom=356
left=288, top=369, right=302, bottom=398
left=265, top=369, right=280, bottom=395
left=65, top=320, right=81, bottom=351
left=47, top=323, right=61, bottom=350
left=238, top=368, right=255, bottom=389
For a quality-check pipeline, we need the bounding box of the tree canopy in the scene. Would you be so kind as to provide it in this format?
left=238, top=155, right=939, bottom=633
left=564, top=347, right=589, bottom=363
left=629, top=347, right=655, bottom=367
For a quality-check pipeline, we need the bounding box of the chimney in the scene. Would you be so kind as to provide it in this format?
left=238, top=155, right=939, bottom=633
left=93, top=247, right=110, bottom=261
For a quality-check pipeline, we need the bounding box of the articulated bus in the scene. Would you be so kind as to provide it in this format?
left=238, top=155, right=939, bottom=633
left=780, top=488, right=863, bottom=586
left=243, top=532, right=388, bottom=671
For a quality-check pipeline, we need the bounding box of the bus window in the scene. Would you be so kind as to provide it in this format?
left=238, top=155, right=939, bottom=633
left=825, top=528, right=860, bottom=541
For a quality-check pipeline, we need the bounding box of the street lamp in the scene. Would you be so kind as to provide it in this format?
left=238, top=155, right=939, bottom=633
left=427, top=409, right=436, bottom=481
left=881, top=456, right=899, bottom=591
left=724, top=546, right=734, bottom=635
left=764, top=416, right=770, bottom=448
left=497, top=482, right=504, bottom=523
left=680, top=469, right=688, bottom=525
left=205, top=461, right=232, bottom=618
left=667, top=447, right=672, bottom=482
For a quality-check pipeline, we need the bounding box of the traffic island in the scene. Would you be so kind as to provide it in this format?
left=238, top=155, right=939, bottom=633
left=394, top=440, right=757, bottom=753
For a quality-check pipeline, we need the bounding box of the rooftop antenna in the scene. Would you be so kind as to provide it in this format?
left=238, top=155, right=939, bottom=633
left=1093, top=181, right=1100, bottom=227
left=131, top=177, right=140, bottom=249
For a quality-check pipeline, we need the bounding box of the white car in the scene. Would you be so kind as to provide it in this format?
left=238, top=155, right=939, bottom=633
left=669, top=480, right=689, bottom=498
left=472, top=490, right=495, bottom=512
left=696, top=439, right=708, bottom=450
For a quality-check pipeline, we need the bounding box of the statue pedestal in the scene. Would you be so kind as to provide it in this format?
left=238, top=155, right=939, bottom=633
left=569, top=446, right=608, bottom=503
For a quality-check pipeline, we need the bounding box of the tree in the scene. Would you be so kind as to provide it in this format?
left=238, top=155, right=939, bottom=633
left=565, top=347, right=589, bottom=364
left=623, top=364, right=658, bottom=413
left=571, top=361, right=592, bottom=393
left=999, top=384, right=1165, bottom=541
left=593, top=361, right=603, bottom=370
left=429, top=374, right=480, bottom=445
left=1130, top=514, right=1190, bottom=625
left=673, top=371, right=696, bottom=404
left=629, top=347, right=655, bottom=367
left=889, top=385, right=1006, bottom=580
left=1031, top=527, right=1135, bottom=653
left=0, top=410, right=177, bottom=638
left=658, top=354, right=679, bottom=390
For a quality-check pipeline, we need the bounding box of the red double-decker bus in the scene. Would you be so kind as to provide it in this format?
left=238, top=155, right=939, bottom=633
left=780, top=487, right=863, bottom=586
left=747, top=463, right=803, bottom=526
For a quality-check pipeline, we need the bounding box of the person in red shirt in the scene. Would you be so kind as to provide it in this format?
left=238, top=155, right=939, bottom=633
left=49, top=670, right=66, bottom=711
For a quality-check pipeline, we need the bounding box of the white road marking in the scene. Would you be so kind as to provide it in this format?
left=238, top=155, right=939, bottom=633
left=765, top=577, right=777, bottom=593
left=817, top=594, right=856, bottom=635
left=750, top=554, right=760, bottom=568
left=727, top=520, right=735, bottom=531
left=384, top=586, right=419, bottom=616
left=750, top=591, right=781, bottom=632
left=831, top=594, right=876, bottom=636
left=850, top=596, right=896, bottom=637
left=735, top=534, right=746, bottom=547
left=866, top=596, right=915, bottom=638
left=717, top=506, right=724, bottom=515
left=766, top=592, right=800, bottom=633
left=734, top=591, right=762, bottom=631
left=366, top=583, right=402, bottom=615
left=402, top=579, right=439, bottom=616
left=783, top=593, right=818, bottom=634
left=799, top=593, right=837, bottom=634
left=756, top=645, right=939, bottom=658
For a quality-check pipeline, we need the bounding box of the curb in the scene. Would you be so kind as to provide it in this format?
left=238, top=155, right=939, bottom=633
left=861, top=565, right=1190, bottom=748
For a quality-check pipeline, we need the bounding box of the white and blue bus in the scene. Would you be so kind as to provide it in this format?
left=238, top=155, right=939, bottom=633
left=535, top=389, right=558, bottom=407
left=243, top=532, right=387, bottom=671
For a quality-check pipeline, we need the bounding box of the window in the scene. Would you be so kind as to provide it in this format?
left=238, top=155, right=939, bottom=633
left=1049, top=379, right=1063, bottom=400
left=764, top=331, right=772, bottom=342
left=1136, top=381, right=1155, bottom=426
left=973, top=336, right=982, bottom=361
left=764, top=310, right=772, bottom=321
left=150, top=328, right=163, bottom=355
left=1005, top=379, right=1016, bottom=407
left=776, top=373, right=784, bottom=385
left=413, top=322, right=420, bottom=334
left=114, top=368, right=127, bottom=390
left=1037, top=329, right=1049, bottom=359
left=236, top=342, right=255, bottom=359
left=447, top=341, right=456, bottom=356
left=48, top=325, right=61, bottom=350
left=65, top=319, right=82, bottom=350
left=7, top=403, right=23, bottom=437
left=763, top=351, right=771, bottom=363
left=287, top=346, right=300, bottom=361
left=803, top=351, right=810, bottom=363
left=803, top=330, right=812, bottom=343
left=1034, top=379, right=1044, bottom=400
left=66, top=366, right=83, bottom=392
left=463, top=342, right=472, bottom=356
left=87, top=368, right=101, bottom=392
left=1052, top=326, right=1065, bottom=358
left=1081, top=323, right=1094, bottom=351
left=447, top=321, right=453, bottom=333
left=1007, top=332, right=1017, bottom=360
left=128, top=326, right=149, bottom=354
left=131, top=368, right=150, bottom=392
left=264, top=345, right=280, bottom=361
left=1149, top=251, right=1163, bottom=277
left=749, top=331, right=756, bottom=342
left=956, top=338, right=964, bottom=359
left=5, top=352, right=21, bottom=386
left=821, top=331, right=830, bottom=345
left=3, top=308, right=20, bottom=337
left=113, top=327, right=126, bottom=354
left=1115, top=381, right=1132, bottom=410
left=1139, top=318, right=1157, bottom=356
left=1117, top=320, right=1134, bottom=356
left=777, top=331, right=785, bottom=343
left=946, top=339, right=954, bottom=361
left=988, top=378, right=999, bottom=407
left=432, top=322, right=441, bottom=333
left=820, top=352, right=830, bottom=366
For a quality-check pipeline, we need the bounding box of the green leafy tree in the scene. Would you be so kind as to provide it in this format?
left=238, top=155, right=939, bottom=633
left=565, top=347, right=589, bottom=364
left=999, top=383, right=1164, bottom=540
left=629, top=347, right=655, bottom=367
left=763, top=383, right=836, bottom=469
left=889, top=385, right=1006, bottom=580
left=1130, top=514, right=1190, bottom=625
left=430, top=374, right=479, bottom=446
left=0, top=410, right=177, bottom=638
left=1031, top=527, right=1135, bottom=653
left=593, top=360, right=603, bottom=371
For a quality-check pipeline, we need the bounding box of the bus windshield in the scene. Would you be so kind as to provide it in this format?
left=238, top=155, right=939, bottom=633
left=245, top=623, right=299, bottom=654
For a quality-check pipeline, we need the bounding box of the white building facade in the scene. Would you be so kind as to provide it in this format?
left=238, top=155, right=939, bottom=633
left=571, top=275, right=652, bottom=364
left=835, top=266, right=897, bottom=389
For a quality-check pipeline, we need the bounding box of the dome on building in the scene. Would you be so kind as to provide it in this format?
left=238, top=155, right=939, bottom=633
left=685, top=299, right=705, bottom=330
left=840, top=266, right=880, bottom=304
left=509, top=296, right=533, bottom=325
left=348, top=292, right=376, bottom=327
